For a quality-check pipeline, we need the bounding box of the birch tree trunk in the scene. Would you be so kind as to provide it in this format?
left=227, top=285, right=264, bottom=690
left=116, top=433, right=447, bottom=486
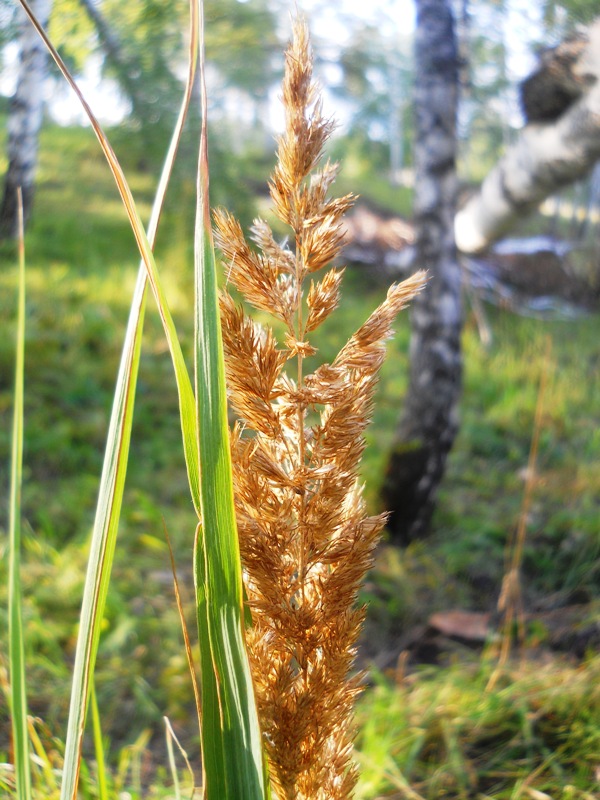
left=78, top=0, right=143, bottom=118
left=0, top=0, right=53, bottom=239
left=381, top=0, right=461, bottom=543
left=455, top=18, right=600, bottom=254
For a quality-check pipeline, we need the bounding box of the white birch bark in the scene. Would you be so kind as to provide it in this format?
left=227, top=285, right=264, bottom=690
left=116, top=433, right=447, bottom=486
left=382, top=0, right=461, bottom=542
left=455, top=19, right=600, bottom=254
left=0, top=0, right=53, bottom=238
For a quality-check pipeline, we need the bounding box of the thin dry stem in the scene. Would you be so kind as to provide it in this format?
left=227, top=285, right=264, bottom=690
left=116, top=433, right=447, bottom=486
left=215, top=19, right=425, bottom=799
left=487, top=337, right=552, bottom=692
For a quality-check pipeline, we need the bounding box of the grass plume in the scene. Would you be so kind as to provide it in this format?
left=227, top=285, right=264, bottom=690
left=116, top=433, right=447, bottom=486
left=215, top=19, right=425, bottom=798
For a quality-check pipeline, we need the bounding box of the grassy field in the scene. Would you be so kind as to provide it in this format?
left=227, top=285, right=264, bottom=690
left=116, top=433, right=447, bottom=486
left=1, top=121, right=599, bottom=797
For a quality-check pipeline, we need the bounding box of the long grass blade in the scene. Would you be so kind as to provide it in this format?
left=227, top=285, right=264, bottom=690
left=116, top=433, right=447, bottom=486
left=164, top=717, right=197, bottom=800
left=17, top=0, right=201, bottom=515
left=193, top=5, right=266, bottom=797
left=43, top=3, right=202, bottom=797
left=60, top=270, right=146, bottom=800
left=8, top=188, right=31, bottom=800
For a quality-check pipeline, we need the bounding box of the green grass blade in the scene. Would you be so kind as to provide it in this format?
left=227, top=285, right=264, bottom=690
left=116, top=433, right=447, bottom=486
left=8, top=189, right=32, bottom=800
left=17, top=0, right=201, bottom=516
left=90, top=681, right=109, bottom=800
left=28, top=718, right=59, bottom=795
left=59, top=259, right=148, bottom=800
left=193, top=7, right=266, bottom=797
left=50, top=5, right=201, bottom=797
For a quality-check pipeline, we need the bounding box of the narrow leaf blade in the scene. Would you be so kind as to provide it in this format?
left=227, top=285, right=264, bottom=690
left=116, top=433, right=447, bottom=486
left=49, top=3, right=201, bottom=795
left=90, top=681, right=109, bottom=800
left=193, top=6, right=266, bottom=797
left=17, top=0, right=201, bottom=517
left=8, top=188, right=32, bottom=800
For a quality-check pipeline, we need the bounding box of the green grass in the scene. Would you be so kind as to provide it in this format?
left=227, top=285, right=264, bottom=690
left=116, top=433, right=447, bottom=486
left=1, top=120, right=599, bottom=797
left=355, top=656, right=600, bottom=799
left=436, top=311, right=600, bottom=606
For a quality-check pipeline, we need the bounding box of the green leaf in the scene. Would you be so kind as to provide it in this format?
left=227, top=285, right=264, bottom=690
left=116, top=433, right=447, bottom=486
left=59, top=258, right=148, bottom=800
left=8, top=189, right=32, bottom=800
left=18, top=0, right=201, bottom=517
left=8, top=4, right=204, bottom=797
left=193, top=6, right=266, bottom=798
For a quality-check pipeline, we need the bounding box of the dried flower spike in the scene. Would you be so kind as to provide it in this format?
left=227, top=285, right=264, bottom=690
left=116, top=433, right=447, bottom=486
left=215, top=19, right=426, bottom=800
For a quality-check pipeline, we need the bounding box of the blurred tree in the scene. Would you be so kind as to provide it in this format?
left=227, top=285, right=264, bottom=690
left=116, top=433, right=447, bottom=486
left=0, top=0, right=19, bottom=50
left=383, top=3, right=600, bottom=540
left=0, top=0, right=53, bottom=239
left=79, top=0, right=180, bottom=129
left=0, top=0, right=282, bottom=234
left=205, top=0, right=279, bottom=99
left=456, top=0, right=515, bottom=180
left=80, top=0, right=281, bottom=150
left=382, top=0, right=461, bottom=542
left=48, top=0, right=95, bottom=73
left=329, top=21, right=413, bottom=183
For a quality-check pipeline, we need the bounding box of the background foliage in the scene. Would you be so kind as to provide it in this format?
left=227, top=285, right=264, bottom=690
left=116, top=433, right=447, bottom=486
left=1, top=0, right=599, bottom=796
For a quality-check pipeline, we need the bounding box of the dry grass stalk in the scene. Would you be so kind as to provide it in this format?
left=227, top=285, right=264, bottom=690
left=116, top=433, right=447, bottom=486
left=214, top=20, right=425, bottom=799
left=488, top=337, right=552, bottom=692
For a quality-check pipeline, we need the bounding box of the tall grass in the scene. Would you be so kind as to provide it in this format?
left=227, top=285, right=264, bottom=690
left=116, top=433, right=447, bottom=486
left=489, top=337, right=553, bottom=690
left=5, top=5, right=600, bottom=799
left=12, top=0, right=264, bottom=797
left=16, top=1, right=208, bottom=794
left=7, top=3, right=423, bottom=798
left=191, top=6, right=265, bottom=797
left=8, top=190, right=31, bottom=800
left=355, top=657, right=600, bottom=799
left=214, top=21, right=424, bottom=797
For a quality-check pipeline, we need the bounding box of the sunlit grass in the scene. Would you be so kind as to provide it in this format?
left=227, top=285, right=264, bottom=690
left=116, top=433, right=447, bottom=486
left=1, top=179, right=598, bottom=618
left=355, top=656, right=600, bottom=799
left=1, top=101, right=599, bottom=797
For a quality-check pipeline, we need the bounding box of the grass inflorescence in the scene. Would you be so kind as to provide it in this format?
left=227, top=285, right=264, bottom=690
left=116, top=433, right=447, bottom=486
left=2, top=4, right=600, bottom=800
left=215, top=20, right=424, bottom=798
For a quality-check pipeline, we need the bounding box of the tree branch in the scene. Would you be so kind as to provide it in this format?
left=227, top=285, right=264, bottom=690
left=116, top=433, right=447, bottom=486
left=455, top=18, right=600, bottom=254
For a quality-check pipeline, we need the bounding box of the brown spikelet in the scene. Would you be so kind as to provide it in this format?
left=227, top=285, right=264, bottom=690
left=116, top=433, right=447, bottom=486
left=306, top=267, right=345, bottom=333
left=214, top=209, right=294, bottom=324
left=217, top=18, right=426, bottom=800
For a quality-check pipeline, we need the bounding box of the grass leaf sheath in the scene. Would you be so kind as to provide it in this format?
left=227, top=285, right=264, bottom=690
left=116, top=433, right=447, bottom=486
left=215, top=20, right=425, bottom=799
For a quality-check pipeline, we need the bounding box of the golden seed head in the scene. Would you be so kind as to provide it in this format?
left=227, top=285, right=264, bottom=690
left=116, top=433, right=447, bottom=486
left=215, top=17, right=426, bottom=800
